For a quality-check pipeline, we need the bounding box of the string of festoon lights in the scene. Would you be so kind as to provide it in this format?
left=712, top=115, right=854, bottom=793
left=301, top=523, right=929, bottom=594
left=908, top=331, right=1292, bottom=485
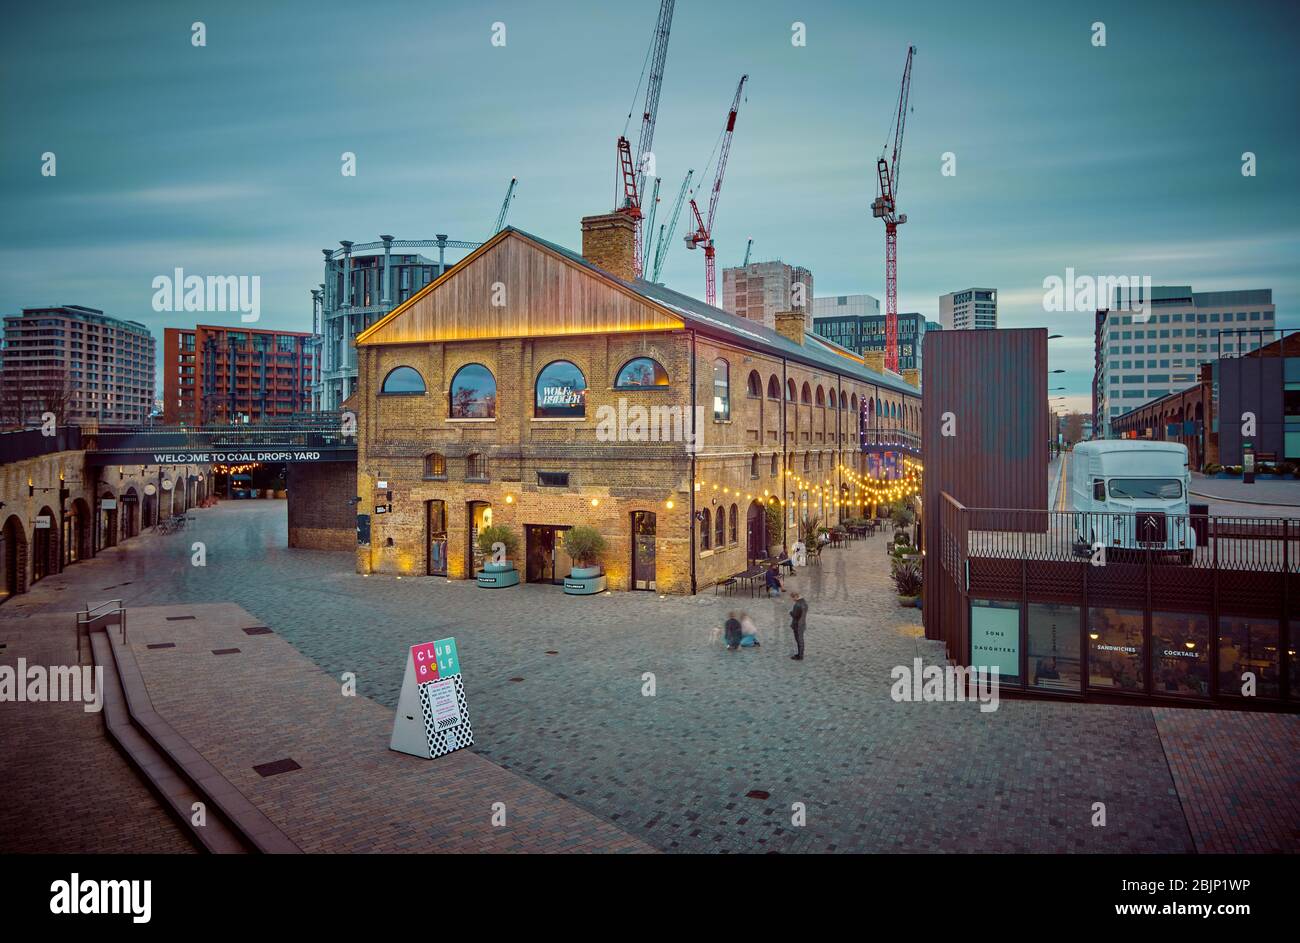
left=211, top=463, right=260, bottom=475
left=687, top=457, right=923, bottom=515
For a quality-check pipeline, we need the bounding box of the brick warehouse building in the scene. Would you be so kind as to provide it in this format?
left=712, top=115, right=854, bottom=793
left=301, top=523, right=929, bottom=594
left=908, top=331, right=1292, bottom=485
left=162, top=325, right=315, bottom=425
left=352, top=214, right=920, bottom=594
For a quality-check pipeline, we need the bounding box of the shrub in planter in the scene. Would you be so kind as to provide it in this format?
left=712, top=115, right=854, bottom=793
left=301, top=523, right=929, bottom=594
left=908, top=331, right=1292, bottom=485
left=764, top=502, right=784, bottom=553
left=562, top=525, right=607, bottom=575
left=476, top=524, right=519, bottom=565
left=798, top=515, right=822, bottom=548
left=892, top=560, right=922, bottom=599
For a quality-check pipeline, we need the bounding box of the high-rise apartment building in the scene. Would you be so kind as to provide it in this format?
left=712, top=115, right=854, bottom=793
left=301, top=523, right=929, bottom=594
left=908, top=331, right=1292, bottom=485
left=316, top=238, right=462, bottom=411
left=163, top=325, right=315, bottom=425
left=722, top=260, right=814, bottom=330
left=1093, top=286, right=1276, bottom=436
left=939, top=288, right=998, bottom=330
left=0, top=305, right=155, bottom=428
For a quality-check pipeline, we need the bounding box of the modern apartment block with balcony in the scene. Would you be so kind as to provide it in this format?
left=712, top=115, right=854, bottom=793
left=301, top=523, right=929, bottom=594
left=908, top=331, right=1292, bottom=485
left=314, top=236, right=479, bottom=411
left=1093, top=286, right=1276, bottom=437
left=163, top=325, right=315, bottom=425
left=0, top=304, right=155, bottom=428
left=939, top=288, right=998, bottom=330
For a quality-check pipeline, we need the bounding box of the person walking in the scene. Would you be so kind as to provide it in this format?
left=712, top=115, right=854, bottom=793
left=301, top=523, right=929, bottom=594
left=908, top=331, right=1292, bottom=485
left=788, top=591, right=808, bottom=661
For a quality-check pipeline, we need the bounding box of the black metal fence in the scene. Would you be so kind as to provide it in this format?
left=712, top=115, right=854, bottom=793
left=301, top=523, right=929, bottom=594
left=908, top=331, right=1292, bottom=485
left=0, top=426, right=83, bottom=465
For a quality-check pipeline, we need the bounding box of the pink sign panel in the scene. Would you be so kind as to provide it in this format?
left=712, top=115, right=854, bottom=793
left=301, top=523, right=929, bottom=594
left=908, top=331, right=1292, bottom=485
left=410, top=642, right=441, bottom=684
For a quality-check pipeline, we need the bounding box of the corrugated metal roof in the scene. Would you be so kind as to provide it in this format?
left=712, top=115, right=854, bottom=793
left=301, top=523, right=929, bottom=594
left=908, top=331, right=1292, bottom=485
left=508, top=226, right=918, bottom=396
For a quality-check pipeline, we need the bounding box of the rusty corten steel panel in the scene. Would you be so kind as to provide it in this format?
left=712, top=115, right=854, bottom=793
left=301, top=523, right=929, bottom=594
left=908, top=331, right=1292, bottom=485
left=922, top=328, right=1048, bottom=646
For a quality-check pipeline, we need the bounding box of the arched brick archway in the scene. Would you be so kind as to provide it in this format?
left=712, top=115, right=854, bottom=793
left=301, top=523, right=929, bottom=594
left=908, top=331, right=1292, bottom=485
left=1, top=515, right=28, bottom=599
left=68, top=498, right=91, bottom=564
left=31, top=506, right=59, bottom=584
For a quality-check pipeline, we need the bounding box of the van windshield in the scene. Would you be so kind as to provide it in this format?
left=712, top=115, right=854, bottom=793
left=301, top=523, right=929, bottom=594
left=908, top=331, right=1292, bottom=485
left=1108, top=478, right=1182, bottom=499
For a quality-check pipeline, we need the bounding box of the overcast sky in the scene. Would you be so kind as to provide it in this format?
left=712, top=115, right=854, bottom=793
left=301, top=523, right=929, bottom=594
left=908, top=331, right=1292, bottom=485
left=2, top=0, right=1297, bottom=415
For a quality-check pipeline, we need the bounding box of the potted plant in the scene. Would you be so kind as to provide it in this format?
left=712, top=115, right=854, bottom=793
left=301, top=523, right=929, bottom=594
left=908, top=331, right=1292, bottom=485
left=562, top=525, right=608, bottom=594
left=475, top=524, right=520, bottom=588
left=892, top=560, right=922, bottom=607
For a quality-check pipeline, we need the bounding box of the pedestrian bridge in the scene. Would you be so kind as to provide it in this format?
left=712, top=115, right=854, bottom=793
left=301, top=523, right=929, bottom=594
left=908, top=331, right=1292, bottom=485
left=83, top=417, right=357, bottom=467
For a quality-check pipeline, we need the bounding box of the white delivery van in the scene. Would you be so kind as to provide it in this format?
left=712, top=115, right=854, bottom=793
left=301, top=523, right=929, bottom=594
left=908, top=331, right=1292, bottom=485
left=1070, top=440, right=1196, bottom=561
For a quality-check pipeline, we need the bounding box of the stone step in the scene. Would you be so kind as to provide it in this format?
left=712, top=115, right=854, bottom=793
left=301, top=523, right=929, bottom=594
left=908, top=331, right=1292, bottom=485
left=90, top=629, right=248, bottom=853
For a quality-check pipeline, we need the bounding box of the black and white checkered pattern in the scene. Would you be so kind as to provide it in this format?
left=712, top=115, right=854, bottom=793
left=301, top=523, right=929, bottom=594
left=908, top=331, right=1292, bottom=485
left=417, top=673, right=473, bottom=759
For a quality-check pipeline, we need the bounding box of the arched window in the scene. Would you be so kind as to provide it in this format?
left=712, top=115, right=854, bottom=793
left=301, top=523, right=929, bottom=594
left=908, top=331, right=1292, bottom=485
left=424, top=452, right=446, bottom=478
left=615, top=357, right=668, bottom=389
left=381, top=366, right=426, bottom=395
left=851, top=393, right=858, bottom=415
left=770, top=454, right=779, bottom=476
left=868, top=397, right=875, bottom=425
left=713, top=359, right=730, bottom=420
left=786, top=379, right=797, bottom=401
left=828, top=388, right=837, bottom=410
left=715, top=507, right=726, bottom=547
left=746, top=370, right=762, bottom=397
left=700, top=509, right=711, bottom=550
left=466, top=452, right=488, bottom=480
left=729, top=504, right=738, bottom=544
left=535, top=360, right=587, bottom=418
left=840, top=391, right=848, bottom=410
left=801, top=382, right=812, bottom=404
left=449, top=363, right=496, bottom=418
left=803, top=452, right=811, bottom=473
left=815, top=386, right=825, bottom=407
left=767, top=375, right=781, bottom=399
left=750, top=453, right=759, bottom=479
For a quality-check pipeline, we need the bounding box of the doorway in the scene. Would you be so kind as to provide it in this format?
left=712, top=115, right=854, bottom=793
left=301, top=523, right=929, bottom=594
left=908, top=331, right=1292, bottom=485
left=1, top=516, right=26, bottom=599
left=32, top=507, right=56, bottom=583
left=746, top=501, right=766, bottom=564
left=426, top=500, right=448, bottom=576
left=525, top=525, right=572, bottom=585
left=631, top=511, right=656, bottom=590
left=467, top=501, right=492, bottom=577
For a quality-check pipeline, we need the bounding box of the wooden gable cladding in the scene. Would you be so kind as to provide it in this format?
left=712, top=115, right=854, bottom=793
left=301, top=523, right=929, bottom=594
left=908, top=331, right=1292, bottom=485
left=357, top=230, right=684, bottom=347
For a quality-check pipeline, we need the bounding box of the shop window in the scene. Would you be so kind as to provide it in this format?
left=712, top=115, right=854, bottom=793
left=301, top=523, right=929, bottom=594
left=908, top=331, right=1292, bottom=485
left=971, top=599, right=1022, bottom=685
left=380, top=366, right=426, bottom=395
left=715, top=508, right=726, bottom=547
left=450, top=363, right=497, bottom=418
left=1151, top=612, right=1211, bottom=697
left=1087, top=607, right=1144, bottom=692
left=466, top=453, right=489, bottom=481
left=1027, top=602, right=1081, bottom=692
left=535, top=360, right=587, bottom=418
left=699, top=509, right=711, bottom=550
left=713, top=359, right=730, bottom=420
left=1218, top=616, right=1280, bottom=698
left=615, top=357, right=668, bottom=389
left=423, top=452, right=446, bottom=478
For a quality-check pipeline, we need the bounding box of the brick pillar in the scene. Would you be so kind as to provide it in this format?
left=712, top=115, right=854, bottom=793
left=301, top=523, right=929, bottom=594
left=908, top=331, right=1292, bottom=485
left=580, top=213, right=637, bottom=282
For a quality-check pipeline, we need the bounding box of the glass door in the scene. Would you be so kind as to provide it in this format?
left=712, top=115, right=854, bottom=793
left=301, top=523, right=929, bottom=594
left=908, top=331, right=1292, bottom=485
left=426, top=500, right=447, bottom=576
left=631, top=512, right=656, bottom=590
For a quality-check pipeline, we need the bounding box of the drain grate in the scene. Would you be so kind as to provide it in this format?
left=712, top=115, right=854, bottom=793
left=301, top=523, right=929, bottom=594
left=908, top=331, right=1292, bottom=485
left=242, top=626, right=272, bottom=636
left=146, top=643, right=176, bottom=650
left=253, top=758, right=301, bottom=777
left=212, top=648, right=241, bottom=655
left=166, top=615, right=196, bottom=621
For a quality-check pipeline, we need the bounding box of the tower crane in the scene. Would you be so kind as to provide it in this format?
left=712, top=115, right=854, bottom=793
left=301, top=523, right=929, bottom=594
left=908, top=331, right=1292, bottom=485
left=742, top=237, right=753, bottom=266
left=872, top=45, right=915, bottom=373
left=684, top=74, right=747, bottom=307
left=651, top=168, right=692, bottom=283
left=640, top=177, right=662, bottom=275
left=493, top=177, right=517, bottom=235
left=616, top=0, right=676, bottom=276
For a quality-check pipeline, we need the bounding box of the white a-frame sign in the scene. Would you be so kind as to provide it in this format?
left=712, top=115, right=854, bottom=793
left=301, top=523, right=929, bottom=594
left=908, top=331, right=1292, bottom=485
left=390, top=637, right=474, bottom=759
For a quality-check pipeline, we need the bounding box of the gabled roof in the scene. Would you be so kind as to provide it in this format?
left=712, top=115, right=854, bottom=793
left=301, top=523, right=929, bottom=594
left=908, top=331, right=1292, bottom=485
left=358, top=226, right=918, bottom=396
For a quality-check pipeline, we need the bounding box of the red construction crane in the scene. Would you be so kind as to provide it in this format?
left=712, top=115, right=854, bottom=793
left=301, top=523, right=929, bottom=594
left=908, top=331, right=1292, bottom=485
left=616, top=0, right=676, bottom=277
left=872, top=45, right=915, bottom=373
left=684, top=74, right=748, bottom=307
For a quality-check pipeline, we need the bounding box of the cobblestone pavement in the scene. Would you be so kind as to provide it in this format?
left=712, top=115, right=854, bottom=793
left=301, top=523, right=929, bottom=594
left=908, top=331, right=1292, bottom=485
left=3, top=501, right=1296, bottom=853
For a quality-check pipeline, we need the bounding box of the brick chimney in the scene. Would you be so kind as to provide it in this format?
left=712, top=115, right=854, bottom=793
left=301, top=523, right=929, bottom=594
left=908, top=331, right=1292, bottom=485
left=902, top=367, right=920, bottom=389
left=774, top=309, right=806, bottom=345
left=862, top=351, right=886, bottom=373
left=580, top=212, right=637, bottom=282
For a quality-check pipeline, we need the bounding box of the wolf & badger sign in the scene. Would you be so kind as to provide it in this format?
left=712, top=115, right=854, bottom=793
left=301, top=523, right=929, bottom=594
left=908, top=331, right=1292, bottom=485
left=390, top=637, right=474, bottom=760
